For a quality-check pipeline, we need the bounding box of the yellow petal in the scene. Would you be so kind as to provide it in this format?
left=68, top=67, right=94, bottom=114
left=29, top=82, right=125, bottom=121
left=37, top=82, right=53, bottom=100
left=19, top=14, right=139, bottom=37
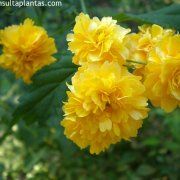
left=99, top=118, right=112, bottom=132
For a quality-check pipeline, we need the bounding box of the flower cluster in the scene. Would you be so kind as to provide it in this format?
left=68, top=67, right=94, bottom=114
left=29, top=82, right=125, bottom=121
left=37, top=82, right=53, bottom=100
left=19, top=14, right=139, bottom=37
left=61, top=13, right=152, bottom=154
left=123, top=24, right=179, bottom=112
left=61, top=13, right=180, bottom=154
left=0, top=18, right=57, bottom=83
left=0, top=13, right=178, bottom=155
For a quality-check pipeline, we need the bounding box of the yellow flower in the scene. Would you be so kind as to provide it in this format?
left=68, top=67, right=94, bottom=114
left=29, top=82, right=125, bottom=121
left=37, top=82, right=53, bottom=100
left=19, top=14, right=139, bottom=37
left=0, top=18, right=57, bottom=83
left=61, top=61, right=149, bottom=154
left=123, top=33, right=147, bottom=65
left=123, top=24, right=174, bottom=76
left=67, top=13, right=130, bottom=66
left=144, top=35, right=180, bottom=112
left=137, top=24, right=174, bottom=52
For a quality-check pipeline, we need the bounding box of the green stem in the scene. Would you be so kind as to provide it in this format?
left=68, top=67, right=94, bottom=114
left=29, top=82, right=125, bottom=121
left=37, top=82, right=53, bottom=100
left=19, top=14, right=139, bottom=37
left=80, top=0, right=87, bottom=13
left=126, top=60, right=147, bottom=65
left=123, top=64, right=135, bottom=69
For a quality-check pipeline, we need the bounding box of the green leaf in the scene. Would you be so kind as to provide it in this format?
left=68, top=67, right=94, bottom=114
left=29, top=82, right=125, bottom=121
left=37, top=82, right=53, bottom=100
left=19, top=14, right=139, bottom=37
left=0, top=163, right=5, bottom=173
left=13, top=55, right=77, bottom=124
left=115, top=4, right=180, bottom=30
left=164, top=141, right=180, bottom=152
left=142, top=137, right=160, bottom=147
left=137, top=164, right=156, bottom=176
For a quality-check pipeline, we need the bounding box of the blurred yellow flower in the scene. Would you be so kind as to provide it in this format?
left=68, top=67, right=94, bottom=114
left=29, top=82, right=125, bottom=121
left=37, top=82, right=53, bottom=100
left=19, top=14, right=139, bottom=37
left=0, top=18, right=57, bottom=83
left=144, top=35, right=180, bottom=112
left=67, top=13, right=130, bottom=66
left=123, top=24, right=174, bottom=76
left=61, top=61, right=149, bottom=154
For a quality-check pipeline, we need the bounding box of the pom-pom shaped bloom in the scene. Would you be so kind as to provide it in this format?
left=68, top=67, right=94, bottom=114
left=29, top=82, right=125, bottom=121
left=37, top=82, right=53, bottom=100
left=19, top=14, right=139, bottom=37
left=0, top=18, right=57, bottom=83
left=144, top=35, right=180, bottom=112
left=123, top=24, right=174, bottom=75
left=67, top=13, right=130, bottom=66
left=61, top=61, right=149, bottom=154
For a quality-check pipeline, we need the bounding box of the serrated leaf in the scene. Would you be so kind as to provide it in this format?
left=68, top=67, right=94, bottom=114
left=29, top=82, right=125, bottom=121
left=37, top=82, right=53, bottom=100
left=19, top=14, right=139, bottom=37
left=115, top=4, right=180, bottom=30
left=13, top=55, right=77, bottom=124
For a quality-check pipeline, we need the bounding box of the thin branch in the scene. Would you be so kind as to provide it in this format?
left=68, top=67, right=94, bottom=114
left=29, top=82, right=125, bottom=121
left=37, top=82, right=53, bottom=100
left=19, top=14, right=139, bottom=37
left=80, top=0, right=87, bottom=13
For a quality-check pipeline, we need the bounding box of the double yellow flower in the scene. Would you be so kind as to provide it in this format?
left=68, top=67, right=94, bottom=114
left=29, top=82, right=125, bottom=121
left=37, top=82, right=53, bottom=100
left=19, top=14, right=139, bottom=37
left=0, top=19, right=57, bottom=83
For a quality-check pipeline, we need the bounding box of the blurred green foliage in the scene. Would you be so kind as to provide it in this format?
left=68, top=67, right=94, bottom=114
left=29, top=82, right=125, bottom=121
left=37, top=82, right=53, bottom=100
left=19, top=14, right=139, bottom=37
left=0, top=0, right=180, bottom=179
